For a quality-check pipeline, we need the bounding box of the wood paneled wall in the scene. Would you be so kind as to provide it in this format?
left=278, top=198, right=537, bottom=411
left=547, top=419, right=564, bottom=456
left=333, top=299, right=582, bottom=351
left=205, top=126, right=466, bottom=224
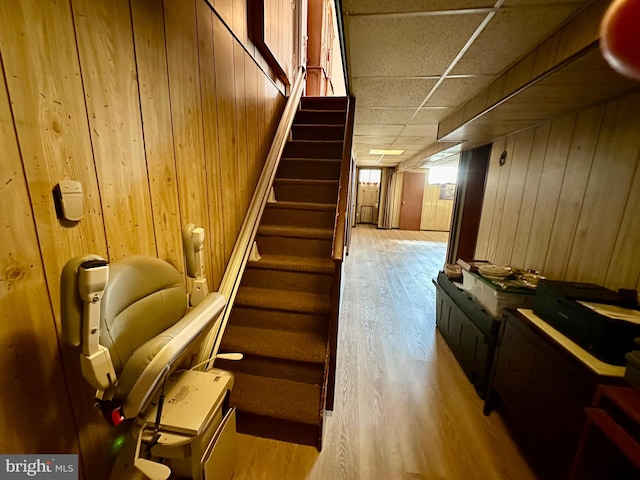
left=420, top=183, right=454, bottom=232
left=385, top=172, right=454, bottom=232
left=210, top=0, right=294, bottom=91
left=475, top=91, right=640, bottom=294
left=0, top=0, right=288, bottom=478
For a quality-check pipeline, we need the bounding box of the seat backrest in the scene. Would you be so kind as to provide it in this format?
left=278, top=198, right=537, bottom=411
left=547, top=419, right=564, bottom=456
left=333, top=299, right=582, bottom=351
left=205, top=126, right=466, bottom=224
left=99, top=256, right=187, bottom=378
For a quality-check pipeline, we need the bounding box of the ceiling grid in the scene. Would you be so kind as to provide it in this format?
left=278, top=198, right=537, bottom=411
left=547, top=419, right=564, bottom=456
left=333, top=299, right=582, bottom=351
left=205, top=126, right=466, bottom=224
left=341, top=0, right=590, bottom=168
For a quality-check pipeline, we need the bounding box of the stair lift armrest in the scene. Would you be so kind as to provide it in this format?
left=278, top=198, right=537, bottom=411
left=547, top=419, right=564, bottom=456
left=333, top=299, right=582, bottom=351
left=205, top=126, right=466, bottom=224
left=122, top=292, right=226, bottom=419
left=80, top=345, right=117, bottom=392
left=77, top=260, right=117, bottom=391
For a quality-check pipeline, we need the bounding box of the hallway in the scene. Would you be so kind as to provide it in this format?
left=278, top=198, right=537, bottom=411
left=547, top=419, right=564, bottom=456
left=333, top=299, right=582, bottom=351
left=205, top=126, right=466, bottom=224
left=232, top=226, right=536, bottom=480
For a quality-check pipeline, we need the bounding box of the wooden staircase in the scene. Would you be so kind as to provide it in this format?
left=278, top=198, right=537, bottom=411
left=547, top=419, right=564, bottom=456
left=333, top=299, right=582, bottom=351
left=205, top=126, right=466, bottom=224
left=216, top=96, right=350, bottom=449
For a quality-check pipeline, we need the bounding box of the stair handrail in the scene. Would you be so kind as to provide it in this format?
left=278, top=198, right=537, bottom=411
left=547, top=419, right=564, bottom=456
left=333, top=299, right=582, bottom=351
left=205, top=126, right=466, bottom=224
left=331, top=96, right=356, bottom=262
left=195, top=66, right=307, bottom=367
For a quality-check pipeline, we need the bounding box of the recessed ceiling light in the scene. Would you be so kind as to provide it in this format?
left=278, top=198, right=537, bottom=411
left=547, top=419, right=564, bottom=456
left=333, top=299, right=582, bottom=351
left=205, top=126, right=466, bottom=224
left=368, top=149, right=405, bottom=155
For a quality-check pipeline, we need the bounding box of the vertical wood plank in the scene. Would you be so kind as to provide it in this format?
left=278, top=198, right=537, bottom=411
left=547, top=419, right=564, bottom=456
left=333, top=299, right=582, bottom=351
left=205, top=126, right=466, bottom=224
left=234, top=42, right=249, bottom=229
left=523, top=115, right=575, bottom=271
left=493, top=129, right=534, bottom=266
left=245, top=55, right=262, bottom=193
left=565, top=96, right=640, bottom=285
left=130, top=0, right=184, bottom=272
left=474, top=137, right=505, bottom=260
left=196, top=0, right=226, bottom=288
left=233, top=0, right=248, bottom=46
left=0, top=59, right=80, bottom=458
left=214, top=13, right=239, bottom=263
left=164, top=0, right=215, bottom=282
left=542, top=105, right=603, bottom=279
left=72, top=0, right=156, bottom=260
left=509, top=122, right=550, bottom=269
left=419, top=184, right=434, bottom=230
left=485, top=135, right=515, bottom=262
left=213, top=0, right=233, bottom=27
left=256, top=62, right=268, bottom=163
left=606, top=152, right=640, bottom=291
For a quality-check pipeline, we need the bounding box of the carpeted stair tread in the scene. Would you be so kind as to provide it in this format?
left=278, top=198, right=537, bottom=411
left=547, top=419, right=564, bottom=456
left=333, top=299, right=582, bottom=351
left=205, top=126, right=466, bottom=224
left=235, top=286, right=331, bottom=314
left=274, top=178, right=339, bottom=186
left=279, top=157, right=342, bottom=163
left=291, top=124, right=345, bottom=141
left=294, top=110, right=346, bottom=125
left=220, top=325, right=327, bottom=364
left=286, top=139, right=342, bottom=144
left=229, top=306, right=329, bottom=334
left=249, top=254, right=335, bottom=274
left=230, top=372, right=322, bottom=425
left=216, top=354, right=324, bottom=384
left=258, top=224, right=333, bottom=239
left=267, top=201, right=336, bottom=211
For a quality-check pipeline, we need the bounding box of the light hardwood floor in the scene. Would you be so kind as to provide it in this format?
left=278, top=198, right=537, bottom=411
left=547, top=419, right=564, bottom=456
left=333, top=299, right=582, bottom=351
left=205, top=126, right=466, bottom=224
left=232, top=226, right=537, bottom=480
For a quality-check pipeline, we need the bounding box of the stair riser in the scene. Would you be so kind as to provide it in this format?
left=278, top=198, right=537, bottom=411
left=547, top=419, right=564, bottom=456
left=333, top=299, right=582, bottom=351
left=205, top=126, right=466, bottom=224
left=216, top=355, right=324, bottom=384
left=301, top=96, right=348, bottom=111
left=235, top=411, right=321, bottom=449
left=256, top=235, right=332, bottom=258
left=273, top=182, right=338, bottom=204
left=294, top=110, right=345, bottom=125
left=282, top=142, right=342, bottom=159
left=277, top=160, right=341, bottom=181
left=292, top=125, right=344, bottom=141
left=262, top=205, right=335, bottom=229
left=241, top=268, right=333, bottom=294
left=228, top=306, right=328, bottom=333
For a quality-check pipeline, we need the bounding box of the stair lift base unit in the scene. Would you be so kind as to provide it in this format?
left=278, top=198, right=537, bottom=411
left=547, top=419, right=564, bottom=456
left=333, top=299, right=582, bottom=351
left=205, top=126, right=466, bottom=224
left=113, top=369, right=237, bottom=480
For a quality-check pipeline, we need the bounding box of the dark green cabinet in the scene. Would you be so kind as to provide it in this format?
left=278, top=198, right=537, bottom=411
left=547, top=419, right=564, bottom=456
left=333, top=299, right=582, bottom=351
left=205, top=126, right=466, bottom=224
left=485, top=309, right=623, bottom=479
left=433, top=272, right=500, bottom=397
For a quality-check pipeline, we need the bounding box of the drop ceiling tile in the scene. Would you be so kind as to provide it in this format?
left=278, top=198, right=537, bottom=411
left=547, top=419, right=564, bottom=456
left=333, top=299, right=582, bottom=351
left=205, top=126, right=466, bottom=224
left=390, top=136, right=428, bottom=145
left=355, top=148, right=391, bottom=159
left=356, top=107, right=416, bottom=125
left=389, top=150, right=420, bottom=160
left=353, top=135, right=398, bottom=146
left=352, top=78, right=438, bottom=107
left=354, top=156, right=383, bottom=165
left=343, top=0, right=494, bottom=14
left=400, top=124, right=439, bottom=138
left=354, top=124, right=405, bottom=136
left=391, top=142, right=435, bottom=150
left=408, top=107, right=453, bottom=124
left=451, top=5, right=581, bottom=75
left=348, top=13, right=486, bottom=77
left=425, top=76, right=494, bottom=106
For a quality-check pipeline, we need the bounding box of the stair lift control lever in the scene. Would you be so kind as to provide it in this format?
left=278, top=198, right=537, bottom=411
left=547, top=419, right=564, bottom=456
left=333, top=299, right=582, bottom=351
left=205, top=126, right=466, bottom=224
left=183, top=224, right=209, bottom=306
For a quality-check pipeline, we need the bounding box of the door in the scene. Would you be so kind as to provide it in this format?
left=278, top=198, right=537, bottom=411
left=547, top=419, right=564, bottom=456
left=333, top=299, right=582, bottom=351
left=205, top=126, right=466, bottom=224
left=399, top=172, right=425, bottom=231
left=356, top=178, right=381, bottom=224
left=447, top=144, right=491, bottom=263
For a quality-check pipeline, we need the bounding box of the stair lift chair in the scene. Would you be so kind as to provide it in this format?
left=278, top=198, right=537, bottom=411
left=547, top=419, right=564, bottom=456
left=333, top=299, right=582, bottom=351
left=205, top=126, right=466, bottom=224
left=61, top=254, right=237, bottom=480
